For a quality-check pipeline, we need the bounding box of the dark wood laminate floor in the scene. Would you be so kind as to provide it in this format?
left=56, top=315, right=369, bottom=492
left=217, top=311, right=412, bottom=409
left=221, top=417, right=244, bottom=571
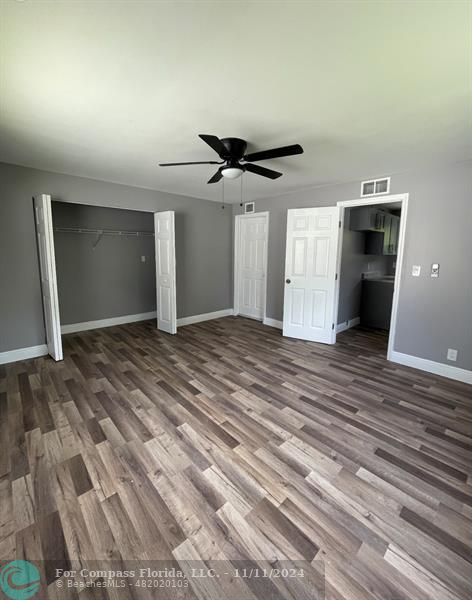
left=0, top=317, right=471, bottom=599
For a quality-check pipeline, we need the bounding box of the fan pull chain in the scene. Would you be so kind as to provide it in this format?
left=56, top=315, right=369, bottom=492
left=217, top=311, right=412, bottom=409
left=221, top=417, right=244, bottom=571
left=221, top=177, right=225, bottom=209
left=240, top=174, right=243, bottom=207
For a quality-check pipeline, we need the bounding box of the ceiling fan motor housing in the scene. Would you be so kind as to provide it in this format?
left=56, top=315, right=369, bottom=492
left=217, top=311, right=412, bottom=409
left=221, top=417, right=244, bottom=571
left=220, top=138, right=247, bottom=160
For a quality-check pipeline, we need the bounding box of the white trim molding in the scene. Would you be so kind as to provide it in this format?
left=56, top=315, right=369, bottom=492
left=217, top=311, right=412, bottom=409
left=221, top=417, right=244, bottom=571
left=62, top=309, right=235, bottom=335
left=263, top=317, right=283, bottom=329
left=390, top=351, right=472, bottom=385
left=177, top=309, right=234, bottom=327
left=61, top=311, right=157, bottom=334
left=336, top=317, right=360, bottom=333
left=0, top=344, right=48, bottom=365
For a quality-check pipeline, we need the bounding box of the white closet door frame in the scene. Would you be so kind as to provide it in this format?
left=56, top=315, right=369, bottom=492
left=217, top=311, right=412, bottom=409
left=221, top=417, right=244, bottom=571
left=234, top=211, right=269, bottom=321
left=154, top=210, right=177, bottom=334
left=33, top=194, right=63, bottom=361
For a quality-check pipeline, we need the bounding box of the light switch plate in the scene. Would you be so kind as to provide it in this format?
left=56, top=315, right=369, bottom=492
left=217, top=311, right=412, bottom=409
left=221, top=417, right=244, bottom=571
left=447, top=348, right=458, bottom=362
left=412, top=265, right=421, bottom=277
left=141, top=256, right=146, bottom=263
left=431, top=263, right=439, bottom=278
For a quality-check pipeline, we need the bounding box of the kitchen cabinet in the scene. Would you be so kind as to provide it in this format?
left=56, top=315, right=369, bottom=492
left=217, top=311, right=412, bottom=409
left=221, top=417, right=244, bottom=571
left=351, top=207, right=400, bottom=255
left=388, top=214, right=400, bottom=255
left=361, top=279, right=394, bottom=330
left=349, top=207, right=387, bottom=232
left=382, top=213, right=392, bottom=254
left=381, top=213, right=399, bottom=255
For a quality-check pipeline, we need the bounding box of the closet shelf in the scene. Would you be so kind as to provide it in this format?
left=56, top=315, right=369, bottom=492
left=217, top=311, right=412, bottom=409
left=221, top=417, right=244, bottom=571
left=53, top=227, right=154, bottom=237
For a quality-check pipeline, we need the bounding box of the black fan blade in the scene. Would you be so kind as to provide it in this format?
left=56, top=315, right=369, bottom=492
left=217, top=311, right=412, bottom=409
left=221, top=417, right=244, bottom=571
left=199, top=134, right=227, bottom=157
left=244, top=144, right=303, bottom=162
left=245, top=163, right=282, bottom=179
left=207, top=169, right=223, bottom=184
left=159, top=160, right=222, bottom=166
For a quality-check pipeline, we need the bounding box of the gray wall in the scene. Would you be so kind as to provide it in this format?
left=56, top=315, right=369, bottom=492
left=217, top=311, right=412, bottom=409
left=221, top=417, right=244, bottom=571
left=233, top=160, right=472, bottom=370
left=337, top=208, right=394, bottom=325
left=0, top=162, right=232, bottom=352
left=52, top=202, right=156, bottom=324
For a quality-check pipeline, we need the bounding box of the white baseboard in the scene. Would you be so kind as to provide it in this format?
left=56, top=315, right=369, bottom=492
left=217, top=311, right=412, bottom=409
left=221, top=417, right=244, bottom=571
left=177, top=308, right=234, bottom=327
left=62, top=309, right=234, bottom=335
left=0, top=344, right=48, bottom=365
left=390, top=350, right=472, bottom=385
left=61, top=311, right=157, bottom=334
left=336, top=317, right=360, bottom=333
left=263, top=317, right=283, bottom=329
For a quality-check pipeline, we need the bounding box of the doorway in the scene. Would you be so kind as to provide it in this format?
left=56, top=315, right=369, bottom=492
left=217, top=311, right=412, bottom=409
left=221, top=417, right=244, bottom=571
left=280, top=194, right=408, bottom=359
left=234, top=212, right=269, bottom=321
left=334, top=193, right=409, bottom=359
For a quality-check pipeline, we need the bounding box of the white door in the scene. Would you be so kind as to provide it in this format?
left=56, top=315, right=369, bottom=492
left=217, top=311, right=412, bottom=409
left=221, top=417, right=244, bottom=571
left=235, top=213, right=268, bottom=320
left=154, top=211, right=177, bottom=334
left=33, top=194, right=63, bottom=361
left=283, top=207, right=340, bottom=343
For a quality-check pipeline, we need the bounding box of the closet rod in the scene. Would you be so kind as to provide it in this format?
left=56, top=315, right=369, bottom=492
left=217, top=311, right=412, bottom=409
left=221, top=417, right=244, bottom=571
left=54, top=227, right=154, bottom=237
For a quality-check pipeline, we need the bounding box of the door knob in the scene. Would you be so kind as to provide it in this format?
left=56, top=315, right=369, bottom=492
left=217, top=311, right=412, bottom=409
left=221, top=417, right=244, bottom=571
left=286, top=279, right=291, bottom=284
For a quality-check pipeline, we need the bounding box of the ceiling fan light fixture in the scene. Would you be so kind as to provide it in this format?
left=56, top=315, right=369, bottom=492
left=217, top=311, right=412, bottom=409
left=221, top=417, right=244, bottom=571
left=221, top=166, right=243, bottom=179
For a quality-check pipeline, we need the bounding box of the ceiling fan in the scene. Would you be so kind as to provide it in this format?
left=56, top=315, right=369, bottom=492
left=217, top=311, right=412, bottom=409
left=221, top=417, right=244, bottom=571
left=159, top=135, right=304, bottom=184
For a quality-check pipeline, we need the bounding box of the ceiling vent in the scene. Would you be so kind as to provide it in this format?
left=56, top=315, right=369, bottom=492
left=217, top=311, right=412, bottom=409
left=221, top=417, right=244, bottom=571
left=361, top=177, right=390, bottom=197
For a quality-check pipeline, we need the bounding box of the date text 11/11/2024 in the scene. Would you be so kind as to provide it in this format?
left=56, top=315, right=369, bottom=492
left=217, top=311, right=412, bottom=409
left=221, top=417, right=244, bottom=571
left=192, top=568, right=305, bottom=578
left=54, top=567, right=306, bottom=580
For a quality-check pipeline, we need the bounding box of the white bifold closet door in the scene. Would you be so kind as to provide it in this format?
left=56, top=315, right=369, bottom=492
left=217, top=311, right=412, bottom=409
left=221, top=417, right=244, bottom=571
left=283, top=207, right=340, bottom=344
left=33, top=194, right=63, bottom=361
left=154, top=211, right=177, bottom=334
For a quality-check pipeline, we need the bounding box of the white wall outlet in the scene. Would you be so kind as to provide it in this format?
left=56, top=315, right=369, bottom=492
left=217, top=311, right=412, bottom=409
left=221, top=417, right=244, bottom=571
left=431, top=263, right=439, bottom=278
left=447, top=348, right=458, bottom=362
left=412, top=265, right=421, bottom=277
left=141, top=255, right=146, bottom=263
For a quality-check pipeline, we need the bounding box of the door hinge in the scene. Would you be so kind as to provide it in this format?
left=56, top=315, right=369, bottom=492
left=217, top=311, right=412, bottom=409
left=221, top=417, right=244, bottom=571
left=332, top=323, right=335, bottom=330
left=339, top=220, right=341, bottom=228
left=335, top=273, right=338, bottom=280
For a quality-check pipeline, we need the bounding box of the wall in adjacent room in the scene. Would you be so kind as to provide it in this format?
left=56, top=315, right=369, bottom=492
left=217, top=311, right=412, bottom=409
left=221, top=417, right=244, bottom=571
left=0, top=162, right=232, bottom=352
left=233, top=160, right=472, bottom=371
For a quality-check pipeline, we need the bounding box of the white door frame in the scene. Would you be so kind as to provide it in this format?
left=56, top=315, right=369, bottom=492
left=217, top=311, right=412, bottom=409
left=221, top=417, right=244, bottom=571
left=334, top=192, right=409, bottom=360
left=234, top=211, right=269, bottom=321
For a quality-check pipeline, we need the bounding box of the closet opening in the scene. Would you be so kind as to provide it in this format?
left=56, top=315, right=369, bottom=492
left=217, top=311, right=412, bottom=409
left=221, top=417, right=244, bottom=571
left=33, top=195, right=176, bottom=361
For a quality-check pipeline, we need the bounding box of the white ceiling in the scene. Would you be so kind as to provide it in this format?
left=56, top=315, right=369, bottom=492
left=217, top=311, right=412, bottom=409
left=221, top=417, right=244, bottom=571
left=1, top=0, right=470, bottom=203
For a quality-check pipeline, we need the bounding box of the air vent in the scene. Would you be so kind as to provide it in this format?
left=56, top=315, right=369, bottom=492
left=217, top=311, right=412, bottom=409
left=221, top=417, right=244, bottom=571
left=361, top=177, right=390, bottom=197
left=244, top=201, right=255, bottom=214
